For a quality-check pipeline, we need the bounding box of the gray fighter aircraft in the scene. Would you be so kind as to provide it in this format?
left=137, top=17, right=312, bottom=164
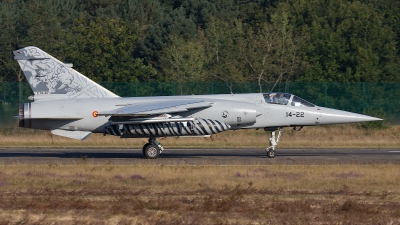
left=14, top=46, right=381, bottom=159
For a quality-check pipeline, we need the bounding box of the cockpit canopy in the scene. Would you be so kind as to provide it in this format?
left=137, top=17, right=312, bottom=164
left=263, top=92, right=316, bottom=107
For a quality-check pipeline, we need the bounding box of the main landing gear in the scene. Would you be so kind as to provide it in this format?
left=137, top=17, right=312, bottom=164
left=265, top=127, right=283, bottom=158
left=142, top=137, right=164, bottom=159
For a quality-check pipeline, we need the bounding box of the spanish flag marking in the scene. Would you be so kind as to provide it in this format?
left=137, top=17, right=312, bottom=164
left=92, top=111, right=98, bottom=118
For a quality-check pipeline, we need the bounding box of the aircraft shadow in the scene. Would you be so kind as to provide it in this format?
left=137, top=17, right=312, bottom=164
left=0, top=152, right=265, bottom=159
left=0, top=149, right=395, bottom=159
left=0, top=152, right=139, bottom=159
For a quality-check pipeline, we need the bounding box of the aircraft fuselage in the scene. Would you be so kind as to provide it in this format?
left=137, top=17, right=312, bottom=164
left=20, top=92, right=366, bottom=135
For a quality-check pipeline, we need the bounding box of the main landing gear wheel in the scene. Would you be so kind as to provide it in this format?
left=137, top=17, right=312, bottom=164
left=142, top=143, right=150, bottom=155
left=143, top=144, right=160, bottom=159
left=142, top=137, right=164, bottom=159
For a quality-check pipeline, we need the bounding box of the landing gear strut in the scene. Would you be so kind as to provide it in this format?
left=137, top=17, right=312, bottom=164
left=142, top=137, right=164, bottom=159
left=265, top=127, right=283, bottom=158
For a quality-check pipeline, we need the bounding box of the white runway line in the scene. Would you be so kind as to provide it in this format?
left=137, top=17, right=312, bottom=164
left=388, top=151, right=400, bottom=153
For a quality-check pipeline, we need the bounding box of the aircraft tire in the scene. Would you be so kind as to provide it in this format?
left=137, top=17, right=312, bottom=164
left=142, top=143, right=150, bottom=156
left=267, top=150, right=276, bottom=158
left=144, top=144, right=160, bottom=159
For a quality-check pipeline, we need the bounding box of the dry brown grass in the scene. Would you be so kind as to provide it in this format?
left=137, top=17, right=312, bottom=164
left=1, top=124, right=399, bottom=148
left=0, top=163, right=400, bottom=224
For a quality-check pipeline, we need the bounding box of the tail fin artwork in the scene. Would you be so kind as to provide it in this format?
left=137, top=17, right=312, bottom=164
left=13, top=46, right=119, bottom=100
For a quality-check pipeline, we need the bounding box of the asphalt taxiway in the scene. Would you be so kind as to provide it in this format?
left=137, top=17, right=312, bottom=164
left=0, top=148, right=399, bottom=165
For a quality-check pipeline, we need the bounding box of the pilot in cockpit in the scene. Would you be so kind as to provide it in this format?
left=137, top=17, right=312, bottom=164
left=276, top=93, right=287, bottom=105
left=266, top=93, right=275, bottom=103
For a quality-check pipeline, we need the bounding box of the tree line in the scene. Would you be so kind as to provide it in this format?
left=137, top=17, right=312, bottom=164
left=0, top=0, right=399, bottom=92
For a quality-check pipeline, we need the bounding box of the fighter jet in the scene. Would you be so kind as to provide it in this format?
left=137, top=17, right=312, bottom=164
left=14, top=46, right=382, bottom=159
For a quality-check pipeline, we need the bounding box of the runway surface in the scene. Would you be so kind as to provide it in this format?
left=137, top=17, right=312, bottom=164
left=0, top=148, right=399, bottom=165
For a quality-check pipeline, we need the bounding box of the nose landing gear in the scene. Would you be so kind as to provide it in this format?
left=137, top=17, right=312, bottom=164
left=265, top=127, right=283, bottom=158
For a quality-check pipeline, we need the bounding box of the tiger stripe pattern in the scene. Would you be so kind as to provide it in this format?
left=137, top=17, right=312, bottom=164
left=104, top=118, right=230, bottom=137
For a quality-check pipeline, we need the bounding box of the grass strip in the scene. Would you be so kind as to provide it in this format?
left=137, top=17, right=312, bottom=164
left=0, top=163, right=399, bottom=224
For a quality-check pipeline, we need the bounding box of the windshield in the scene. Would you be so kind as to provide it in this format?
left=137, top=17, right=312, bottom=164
left=263, top=92, right=316, bottom=107
left=263, top=92, right=291, bottom=105
left=291, top=95, right=315, bottom=107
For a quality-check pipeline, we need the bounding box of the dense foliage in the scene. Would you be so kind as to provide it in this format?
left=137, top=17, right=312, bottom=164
left=0, top=0, right=399, bottom=85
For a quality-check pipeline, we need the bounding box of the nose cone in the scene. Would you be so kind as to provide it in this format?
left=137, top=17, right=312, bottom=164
left=317, top=107, right=382, bottom=125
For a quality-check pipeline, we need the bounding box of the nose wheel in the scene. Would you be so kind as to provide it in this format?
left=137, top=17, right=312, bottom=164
left=266, top=149, right=276, bottom=158
left=142, top=138, right=164, bottom=159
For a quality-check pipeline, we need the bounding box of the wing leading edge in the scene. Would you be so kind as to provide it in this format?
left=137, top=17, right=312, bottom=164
left=98, top=99, right=213, bottom=116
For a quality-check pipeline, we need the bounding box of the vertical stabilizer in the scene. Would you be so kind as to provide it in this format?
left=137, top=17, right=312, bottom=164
left=14, top=46, right=119, bottom=99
